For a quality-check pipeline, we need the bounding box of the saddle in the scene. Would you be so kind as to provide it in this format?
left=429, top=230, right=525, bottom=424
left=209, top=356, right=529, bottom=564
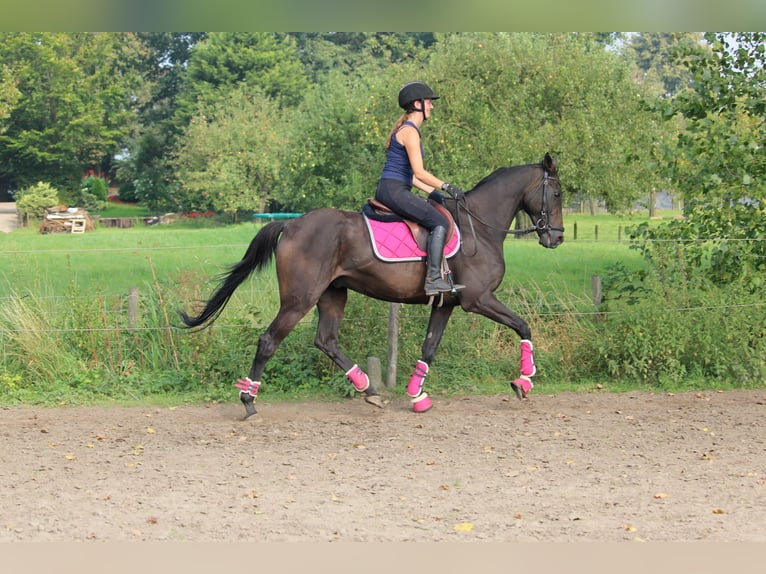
left=361, top=198, right=461, bottom=263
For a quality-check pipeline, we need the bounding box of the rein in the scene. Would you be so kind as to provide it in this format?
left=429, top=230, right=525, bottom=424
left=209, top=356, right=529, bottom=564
left=451, top=170, right=562, bottom=255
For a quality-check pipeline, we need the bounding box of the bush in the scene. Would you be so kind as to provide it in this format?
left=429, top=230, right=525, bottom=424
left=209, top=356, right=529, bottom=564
left=15, top=181, right=60, bottom=219
left=75, top=175, right=109, bottom=210
left=117, top=181, right=140, bottom=203
left=589, top=265, right=766, bottom=388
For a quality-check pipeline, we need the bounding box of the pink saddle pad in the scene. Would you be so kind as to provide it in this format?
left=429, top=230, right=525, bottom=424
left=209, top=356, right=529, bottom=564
left=363, top=216, right=461, bottom=262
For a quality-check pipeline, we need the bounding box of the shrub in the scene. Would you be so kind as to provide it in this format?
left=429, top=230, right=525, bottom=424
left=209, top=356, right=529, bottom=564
left=15, top=181, right=60, bottom=220
left=74, top=175, right=109, bottom=210
left=589, top=264, right=766, bottom=388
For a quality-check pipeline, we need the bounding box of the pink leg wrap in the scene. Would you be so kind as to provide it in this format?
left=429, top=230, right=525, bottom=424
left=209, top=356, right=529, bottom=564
left=407, top=360, right=429, bottom=398
left=346, top=364, right=370, bottom=392
left=235, top=377, right=261, bottom=398
left=411, top=392, right=433, bottom=413
left=520, top=339, right=536, bottom=377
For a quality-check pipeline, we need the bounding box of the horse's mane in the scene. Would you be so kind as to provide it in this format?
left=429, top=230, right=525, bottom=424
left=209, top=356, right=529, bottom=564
left=470, top=163, right=539, bottom=191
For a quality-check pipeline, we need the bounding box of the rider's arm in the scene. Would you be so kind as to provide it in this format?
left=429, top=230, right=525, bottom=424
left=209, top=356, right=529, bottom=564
left=399, top=125, right=444, bottom=191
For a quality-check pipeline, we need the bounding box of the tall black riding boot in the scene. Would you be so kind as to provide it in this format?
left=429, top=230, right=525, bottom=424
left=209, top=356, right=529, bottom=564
left=424, top=226, right=465, bottom=296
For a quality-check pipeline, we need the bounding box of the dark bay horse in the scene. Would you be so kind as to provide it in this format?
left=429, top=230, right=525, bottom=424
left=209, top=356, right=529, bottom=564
left=180, top=153, right=564, bottom=418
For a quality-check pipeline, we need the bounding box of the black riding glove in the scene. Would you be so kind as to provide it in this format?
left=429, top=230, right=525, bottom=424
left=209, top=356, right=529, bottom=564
left=441, top=183, right=465, bottom=200
left=428, top=190, right=445, bottom=205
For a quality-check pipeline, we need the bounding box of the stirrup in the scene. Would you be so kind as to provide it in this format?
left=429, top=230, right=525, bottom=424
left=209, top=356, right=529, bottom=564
left=424, top=281, right=453, bottom=296
left=425, top=280, right=465, bottom=296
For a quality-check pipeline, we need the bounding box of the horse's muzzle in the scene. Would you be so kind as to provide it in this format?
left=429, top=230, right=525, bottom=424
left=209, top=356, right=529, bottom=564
left=540, top=231, right=564, bottom=249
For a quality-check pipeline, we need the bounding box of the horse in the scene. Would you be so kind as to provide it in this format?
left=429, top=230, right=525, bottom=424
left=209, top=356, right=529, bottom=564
left=179, top=153, right=564, bottom=419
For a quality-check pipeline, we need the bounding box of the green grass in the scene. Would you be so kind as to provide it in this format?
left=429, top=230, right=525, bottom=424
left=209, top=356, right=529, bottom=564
left=1, top=211, right=669, bottom=301
left=0, top=221, right=262, bottom=298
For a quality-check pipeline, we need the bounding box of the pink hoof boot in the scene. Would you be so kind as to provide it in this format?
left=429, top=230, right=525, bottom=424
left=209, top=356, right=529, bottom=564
left=520, top=339, right=536, bottom=377
left=407, top=360, right=429, bottom=398
left=346, top=364, right=370, bottom=392
left=411, top=393, right=433, bottom=413
left=511, top=376, right=534, bottom=400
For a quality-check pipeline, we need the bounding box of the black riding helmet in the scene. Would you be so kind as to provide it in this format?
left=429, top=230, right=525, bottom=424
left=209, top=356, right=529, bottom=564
left=398, top=81, right=440, bottom=111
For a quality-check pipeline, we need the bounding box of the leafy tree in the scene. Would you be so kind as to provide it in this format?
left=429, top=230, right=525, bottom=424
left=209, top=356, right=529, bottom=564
left=175, top=32, right=308, bottom=125
left=172, top=85, right=281, bottom=220
left=289, top=33, right=436, bottom=82
left=115, top=33, right=204, bottom=210
left=74, top=175, right=109, bottom=211
left=0, top=33, right=143, bottom=195
left=635, top=32, right=766, bottom=290
left=424, top=33, right=666, bottom=212
left=275, top=70, right=392, bottom=212
left=0, top=65, right=20, bottom=129
left=624, top=32, right=703, bottom=97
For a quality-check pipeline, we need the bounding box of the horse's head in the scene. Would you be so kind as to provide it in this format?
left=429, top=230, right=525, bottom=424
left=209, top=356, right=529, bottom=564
left=524, top=153, right=564, bottom=248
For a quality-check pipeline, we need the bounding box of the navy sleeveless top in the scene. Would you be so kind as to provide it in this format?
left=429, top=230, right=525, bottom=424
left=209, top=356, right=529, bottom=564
left=380, top=121, right=424, bottom=185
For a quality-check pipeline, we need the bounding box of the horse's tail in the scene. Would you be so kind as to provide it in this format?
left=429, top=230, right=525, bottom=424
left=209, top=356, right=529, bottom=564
left=178, top=221, right=285, bottom=329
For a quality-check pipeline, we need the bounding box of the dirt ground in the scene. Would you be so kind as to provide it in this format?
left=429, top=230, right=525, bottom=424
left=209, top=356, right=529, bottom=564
left=1, top=389, right=765, bottom=542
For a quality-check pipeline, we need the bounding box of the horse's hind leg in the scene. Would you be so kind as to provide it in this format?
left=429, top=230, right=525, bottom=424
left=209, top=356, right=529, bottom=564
left=238, top=306, right=310, bottom=419
left=314, top=286, right=384, bottom=408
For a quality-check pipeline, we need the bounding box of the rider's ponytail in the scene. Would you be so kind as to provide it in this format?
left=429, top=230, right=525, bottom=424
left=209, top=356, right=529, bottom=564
left=385, top=114, right=409, bottom=150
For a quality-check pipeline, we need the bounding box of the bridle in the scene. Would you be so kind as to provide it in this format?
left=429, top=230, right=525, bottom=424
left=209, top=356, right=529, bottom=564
left=451, top=168, right=564, bottom=255
left=526, top=169, right=565, bottom=236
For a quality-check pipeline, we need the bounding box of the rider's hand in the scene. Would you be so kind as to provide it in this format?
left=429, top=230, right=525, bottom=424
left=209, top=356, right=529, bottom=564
left=441, top=183, right=465, bottom=200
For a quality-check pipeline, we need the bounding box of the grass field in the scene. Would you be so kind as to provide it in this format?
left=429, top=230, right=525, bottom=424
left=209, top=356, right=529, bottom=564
left=0, top=211, right=674, bottom=301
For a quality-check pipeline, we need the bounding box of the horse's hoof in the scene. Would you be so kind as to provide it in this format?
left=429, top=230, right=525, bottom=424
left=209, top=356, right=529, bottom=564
left=240, top=393, right=257, bottom=419
left=364, top=395, right=385, bottom=409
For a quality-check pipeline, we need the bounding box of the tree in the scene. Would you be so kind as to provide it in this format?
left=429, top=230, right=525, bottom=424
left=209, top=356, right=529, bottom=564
left=636, top=33, right=766, bottom=290
left=0, top=33, right=144, bottom=196
left=274, top=70, right=391, bottom=212
left=115, top=33, right=204, bottom=210
left=174, top=33, right=308, bottom=127
left=624, top=32, right=703, bottom=97
left=424, top=33, right=667, bottom=212
left=172, top=85, right=281, bottom=220
left=0, top=65, right=20, bottom=129
left=15, top=181, right=59, bottom=221
left=289, top=33, right=436, bottom=82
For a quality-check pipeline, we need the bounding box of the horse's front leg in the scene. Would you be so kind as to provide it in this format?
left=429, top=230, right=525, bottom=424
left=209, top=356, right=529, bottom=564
left=405, top=304, right=456, bottom=413
left=315, top=287, right=384, bottom=408
left=461, top=292, right=536, bottom=399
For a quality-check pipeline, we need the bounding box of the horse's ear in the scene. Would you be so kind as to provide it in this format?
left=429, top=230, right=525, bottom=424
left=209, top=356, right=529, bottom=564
left=544, top=152, right=557, bottom=174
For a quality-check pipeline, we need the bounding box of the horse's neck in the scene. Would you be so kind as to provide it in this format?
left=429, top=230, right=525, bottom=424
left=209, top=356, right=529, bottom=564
left=472, top=177, right=527, bottom=232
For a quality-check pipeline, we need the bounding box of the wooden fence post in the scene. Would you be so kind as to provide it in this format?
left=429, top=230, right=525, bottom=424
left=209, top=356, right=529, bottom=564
left=367, top=356, right=382, bottom=390
left=592, top=276, right=602, bottom=306
left=386, top=303, right=400, bottom=388
left=128, top=287, right=139, bottom=329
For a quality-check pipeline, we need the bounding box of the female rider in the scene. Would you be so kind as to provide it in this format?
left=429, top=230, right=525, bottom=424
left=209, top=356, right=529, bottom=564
left=375, top=81, right=465, bottom=296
